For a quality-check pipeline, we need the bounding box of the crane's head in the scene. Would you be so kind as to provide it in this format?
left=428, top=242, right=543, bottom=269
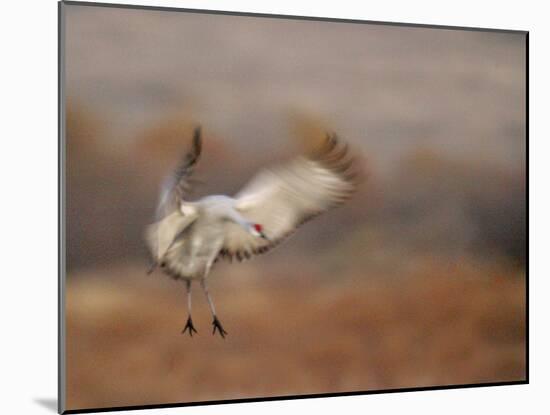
left=249, top=223, right=269, bottom=240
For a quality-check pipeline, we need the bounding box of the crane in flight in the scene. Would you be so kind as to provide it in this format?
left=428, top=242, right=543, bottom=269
left=145, top=126, right=360, bottom=338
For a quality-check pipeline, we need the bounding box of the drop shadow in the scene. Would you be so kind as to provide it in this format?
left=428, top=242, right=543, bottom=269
left=34, top=398, right=57, bottom=413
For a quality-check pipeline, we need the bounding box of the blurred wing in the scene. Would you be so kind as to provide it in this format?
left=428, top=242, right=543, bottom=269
left=155, top=126, right=202, bottom=220
left=220, top=133, right=360, bottom=262
left=145, top=209, right=198, bottom=262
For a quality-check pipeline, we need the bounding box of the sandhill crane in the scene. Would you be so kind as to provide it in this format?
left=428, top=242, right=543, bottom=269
left=145, top=126, right=360, bottom=338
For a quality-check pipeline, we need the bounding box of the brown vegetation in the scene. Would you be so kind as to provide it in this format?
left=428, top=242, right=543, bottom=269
left=65, top=258, right=525, bottom=411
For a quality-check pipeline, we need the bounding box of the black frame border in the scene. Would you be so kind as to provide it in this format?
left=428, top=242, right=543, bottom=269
left=58, top=1, right=529, bottom=413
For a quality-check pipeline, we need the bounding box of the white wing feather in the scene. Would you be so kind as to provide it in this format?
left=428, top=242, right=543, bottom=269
left=219, top=134, right=360, bottom=261
left=145, top=127, right=202, bottom=265
left=145, top=209, right=198, bottom=261
left=155, top=127, right=202, bottom=220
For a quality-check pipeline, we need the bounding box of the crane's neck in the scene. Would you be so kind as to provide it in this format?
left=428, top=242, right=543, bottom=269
left=225, top=208, right=252, bottom=230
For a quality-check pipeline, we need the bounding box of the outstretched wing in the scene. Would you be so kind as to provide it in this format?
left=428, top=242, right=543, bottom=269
left=155, top=126, right=202, bottom=220
left=145, top=127, right=202, bottom=266
left=219, top=133, right=361, bottom=262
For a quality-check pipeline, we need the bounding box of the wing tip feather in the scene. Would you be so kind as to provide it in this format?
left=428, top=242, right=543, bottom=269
left=309, top=130, right=365, bottom=195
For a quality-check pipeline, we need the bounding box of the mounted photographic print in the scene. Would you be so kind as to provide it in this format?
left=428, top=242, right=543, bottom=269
left=58, top=1, right=528, bottom=413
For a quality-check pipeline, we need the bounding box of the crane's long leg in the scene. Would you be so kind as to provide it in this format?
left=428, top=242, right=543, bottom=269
left=181, top=279, right=198, bottom=336
left=201, top=278, right=227, bottom=338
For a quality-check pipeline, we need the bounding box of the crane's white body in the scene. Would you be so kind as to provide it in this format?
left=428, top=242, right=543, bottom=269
left=152, top=196, right=252, bottom=280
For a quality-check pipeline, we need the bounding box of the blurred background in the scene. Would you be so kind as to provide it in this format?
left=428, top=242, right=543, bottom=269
left=63, top=3, right=526, bottom=411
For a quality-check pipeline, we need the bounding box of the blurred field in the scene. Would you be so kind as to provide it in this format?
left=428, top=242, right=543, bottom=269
left=66, top=258, right=525, bottom=410
left=62, top=3, right=526, bottom=412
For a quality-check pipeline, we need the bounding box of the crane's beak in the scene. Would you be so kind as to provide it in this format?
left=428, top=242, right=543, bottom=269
left=259, top=231, right=269, bottom=241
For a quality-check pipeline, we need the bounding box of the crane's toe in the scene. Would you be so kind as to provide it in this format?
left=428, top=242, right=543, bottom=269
left=212, top=316, right=228, bottom=338
left=182, top=316, right=198, bottom=336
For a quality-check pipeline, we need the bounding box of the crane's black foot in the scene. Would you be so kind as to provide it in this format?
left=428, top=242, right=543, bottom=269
left=181, top=316, right=198, bottom=337
left=212, top=316, right=227, bottom=338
